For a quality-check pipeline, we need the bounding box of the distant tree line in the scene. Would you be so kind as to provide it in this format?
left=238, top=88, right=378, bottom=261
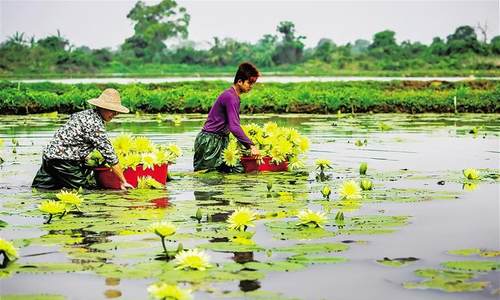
left=0, top=0, right=499, bottom=75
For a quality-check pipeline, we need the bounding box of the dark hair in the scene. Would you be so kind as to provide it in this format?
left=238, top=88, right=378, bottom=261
left=234, top=62, right=260, bottom=84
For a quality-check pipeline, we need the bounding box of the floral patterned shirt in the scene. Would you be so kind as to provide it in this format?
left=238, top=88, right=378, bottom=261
left=43, top=109, right=118, bottom=165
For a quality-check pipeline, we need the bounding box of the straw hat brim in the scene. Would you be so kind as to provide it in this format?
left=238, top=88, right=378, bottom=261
left=88, top=98, right=130, bottom=113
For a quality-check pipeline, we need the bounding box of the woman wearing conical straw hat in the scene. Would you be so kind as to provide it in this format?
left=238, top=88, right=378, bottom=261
left=32, top=88, right=134, bottom=190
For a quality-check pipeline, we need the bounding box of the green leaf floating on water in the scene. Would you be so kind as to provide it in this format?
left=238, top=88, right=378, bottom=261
left=448, top=248, right=500, bottom=258
left=413, top=269, right=475, bottom=280
left=197, top=242, right=264, bottom=253
left=265, top=221, right=336, bottom=240
left=1, top=295, right=66, bottom=300
left=288, top=254, right=348, bottom=265
left=0, top=219, right=8, bottom=228
left=404, top=278, right=489, bottom=293
left=243, top=261, right=305, bottom=272
left=219, top=290, right=300, bottom=300
left=442, top=260, right=500, bottom=272
left=272, top=242, right=349, bottom=254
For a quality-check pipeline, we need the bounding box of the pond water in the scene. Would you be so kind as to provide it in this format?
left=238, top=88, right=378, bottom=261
left=0, top=113, right=499, bottom=300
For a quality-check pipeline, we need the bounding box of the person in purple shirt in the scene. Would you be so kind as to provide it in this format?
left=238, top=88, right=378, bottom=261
left=193, top=62, right=261, bottom=172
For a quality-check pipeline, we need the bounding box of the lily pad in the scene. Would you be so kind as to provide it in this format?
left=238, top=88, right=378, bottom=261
left=288, top=254, right=348, bottom=265
left=442, top=260, right=500, bottom=272
left=243, top=261, right=305, bottom=272
left=448, top=248, right=500, bottom=258
left=404, top=278, right=489, bottom=292
left=197, top=242, right=264, bottom=253
left=272, top=242, right=348, bottom=254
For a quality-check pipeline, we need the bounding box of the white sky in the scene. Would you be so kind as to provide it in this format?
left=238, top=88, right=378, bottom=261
left=0, top=0, right=498, bottom=50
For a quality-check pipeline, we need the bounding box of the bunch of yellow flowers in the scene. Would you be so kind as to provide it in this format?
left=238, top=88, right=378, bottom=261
left=222, top=122, right=309, bottom=168
left=87, top=135, right=182, bottom=170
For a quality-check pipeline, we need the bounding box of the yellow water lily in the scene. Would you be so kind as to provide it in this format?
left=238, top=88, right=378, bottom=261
left=263, top=122, right=279, bottom=134
left=321, top=185, right=331, bottom=199
left=39, top=200, right=66, bottom=215
left=278, top=191, right=294, bottom=203
left=133, top=136, right=154, bottom=153
left=150, top=221, right=177, bottom=238
left=147, top=283, right=192, bottom=300
left=55, top=190, right=83, bottom=207
left=112, top=134, right=133, bottom=154
left=315, top=159, right=332, bottom=171
left=339, top=180, right=361, bottom=200
left=360, top=179, right=373, bottom=191
left=138, top=176, right=164, bottom=189
left=297, top=137, right=310, bottom=153
left=0, top=238, right=18, bottom=261
left=227, top=207, right=257, bottom=231
left=463, top=168, right=480, bottom=180
left=122, top=153, right=142, bottom=169
left=174, top=248, right=212, bottom=271
left=222, top=140, right=240, bottom=167
left=142, top=153, right=156, bottom=170
left=297, top=209, right=327, bottom=228
left=173, top=115, right=182, bottom=126
left=288, top=157, right=305, bottom=170
left=232, top=236, right=256, bottom=246
left=166, top=144, right=182, bottom=158
left=463, top=182, right=478, bottom=191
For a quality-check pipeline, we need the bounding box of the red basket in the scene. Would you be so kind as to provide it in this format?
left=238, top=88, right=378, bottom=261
left=240, top=156, right=288, bottom=173
left=94, top=164, right=168, bottom=189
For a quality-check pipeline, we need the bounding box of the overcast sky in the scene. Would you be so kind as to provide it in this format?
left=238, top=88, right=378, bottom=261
left=0, top=0, right=498, bottom=50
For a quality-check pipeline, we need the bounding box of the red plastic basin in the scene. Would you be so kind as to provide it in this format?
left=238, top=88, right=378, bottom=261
left=240, top=156, right=288, bottom=173
left=94, top=164, right=168, bottom=189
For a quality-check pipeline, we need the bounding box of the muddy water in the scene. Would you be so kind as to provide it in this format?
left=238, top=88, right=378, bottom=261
left=0, top=113, right=498, bottom=300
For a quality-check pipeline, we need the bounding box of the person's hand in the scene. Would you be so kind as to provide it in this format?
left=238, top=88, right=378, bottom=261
left=120, top=181, right=134, bottom=190
left=250, top=145, right=260, bottom=157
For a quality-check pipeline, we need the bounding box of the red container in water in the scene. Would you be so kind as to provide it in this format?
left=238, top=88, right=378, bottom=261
left=94, top=164, right=168, bottom=189
left=240, top=156, right=288, bottom=173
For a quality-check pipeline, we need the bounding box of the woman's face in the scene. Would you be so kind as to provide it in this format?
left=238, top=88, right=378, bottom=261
left=99, top=108, right=119, bottom=122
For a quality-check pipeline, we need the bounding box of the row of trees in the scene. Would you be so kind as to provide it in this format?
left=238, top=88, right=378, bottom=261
left=0, top=0, right=499, bottom=74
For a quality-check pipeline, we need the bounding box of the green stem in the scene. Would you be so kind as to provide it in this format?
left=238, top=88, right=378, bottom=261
left=160, top=237, right=169, bottom=258
left=45, top=214, right=53, bottom=224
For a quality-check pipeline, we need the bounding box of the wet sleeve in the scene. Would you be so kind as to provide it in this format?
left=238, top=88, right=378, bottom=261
left=224, top=96, right=253, bottom=148
left=87, top=125, right=119, bottom=166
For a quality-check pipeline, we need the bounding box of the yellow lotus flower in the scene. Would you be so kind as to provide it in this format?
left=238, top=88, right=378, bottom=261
left=227, top=207, right=257, bottom=231
left=297, top=209, right=327, bottom=228
left=288, top=157, right=305, bottom=170
left=315, top=159, right=332, bottom=171
left=138, top=176, right=164, bottom=189
left=133, top=136, right=154, bottom=153
left=263, top=122, right=279, bottom=134
left=223, top=141, right=240, bottom=167
left=142, top=153, right=156, bottom=170
left=55, top=190, right=83, bottom=206
left=243, top=123, right=262, bottom=137
left=232, top=236, right=256, bottom=246
left=174, top=248, right=212, bottom=271
left=39, top=200, right=66, bottom=215
left=278, top=191, right=294, bottom=203
left=463, top=168, right=480, bottom=180
left=463, top=183, right=477, bottom=191
left=360, top=179, right=373, bottom=191
left=297, top=137, right=310, bottom=153
left=112, top=134, right=133, bottom=155
left=173, top=115, right=182, bottom=126
left=275, top=139, right=293, bottom=155
left=321, top=185, right=331, bottom=199
left=339, top=180, right=361, bottom=200
left=147, top=283, right=192, bottom=300
left=270, top=146, right=286, bottom=164
left=122, top=153, right=142, bottom=169
left=150, top=221, right=176, bottom=238
left=166, top=144, right=182, bottom=158
left=0, top=238, right=18, bottom=261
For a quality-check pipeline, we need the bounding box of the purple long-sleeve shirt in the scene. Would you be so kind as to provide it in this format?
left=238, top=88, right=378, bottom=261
left=202, top=87, right=253, bottom=148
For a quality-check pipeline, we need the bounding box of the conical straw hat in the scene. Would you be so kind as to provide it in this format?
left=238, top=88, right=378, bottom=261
left=87, top=88, right=129, bottom=113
